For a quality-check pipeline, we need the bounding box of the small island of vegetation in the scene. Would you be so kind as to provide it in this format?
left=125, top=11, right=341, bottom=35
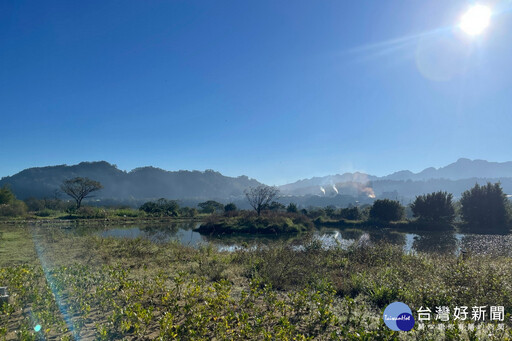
left=196, top=211, right=314, bottom=234
left=196, top=185, right=315, bottom=234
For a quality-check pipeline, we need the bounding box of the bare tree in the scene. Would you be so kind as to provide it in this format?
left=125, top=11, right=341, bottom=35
left=61, top=177, right=103, bottom=208
left=245, top=185, right=280, bottom=216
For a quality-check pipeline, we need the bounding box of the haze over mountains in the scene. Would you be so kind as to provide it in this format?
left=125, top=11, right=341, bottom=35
left=0, top=162, right=261, bottom=203
left=281, top=158, right=512, bottom=197
left=1, top=158, right=512, bottom=207
left=383, top=158, right=512, bottom=181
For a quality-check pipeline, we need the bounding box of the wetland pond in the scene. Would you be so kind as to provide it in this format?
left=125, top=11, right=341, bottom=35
left=64, top=221, right=512, bottom=256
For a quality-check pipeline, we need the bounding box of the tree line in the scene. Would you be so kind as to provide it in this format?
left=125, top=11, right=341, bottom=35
left=135, top=182, right=512, bottom=233
left=1, top=177, right=510, bottom=233
left=369, top=182, right=511, bottom=232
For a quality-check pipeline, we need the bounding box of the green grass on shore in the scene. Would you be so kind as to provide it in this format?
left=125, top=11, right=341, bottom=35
left=1, top=223, right=512, bottom=340
left=196, top=212, right=314, bottom=234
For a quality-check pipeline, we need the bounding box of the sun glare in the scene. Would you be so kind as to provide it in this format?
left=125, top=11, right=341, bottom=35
left=459, top=5, right=492, bottom=36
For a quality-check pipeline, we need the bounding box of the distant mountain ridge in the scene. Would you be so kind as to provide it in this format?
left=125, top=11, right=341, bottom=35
left=278, top=158, right=512, bottom=196
left=383, top=158, right=512, bottom=181
left=0, top=161, right=261, bottom=201
left=1, top=158, right=512, bottom=204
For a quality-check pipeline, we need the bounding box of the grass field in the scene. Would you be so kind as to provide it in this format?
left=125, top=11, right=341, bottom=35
left=0, top=222, right=512, bottom=340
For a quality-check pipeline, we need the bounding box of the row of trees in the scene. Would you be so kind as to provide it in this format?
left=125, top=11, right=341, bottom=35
left=369, top=182, right=510, bottom=232
left=138, top=199, right=239, bottom=217
left=3, top=178, right=511, bottom=233
left=137, top=186, right=288, bottom=217
left=138, top=184, right=510, bottom=234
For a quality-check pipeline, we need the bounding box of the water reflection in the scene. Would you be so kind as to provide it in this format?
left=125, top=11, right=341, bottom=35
left=368, top=230, right=406, bottom=246
left=339, top=229, right=364, bottom=240
left=412, top=232, right=459, bottom=254
left=87, top=222, right=512, bottom=255
left=99, top=223, right=202, bottom=245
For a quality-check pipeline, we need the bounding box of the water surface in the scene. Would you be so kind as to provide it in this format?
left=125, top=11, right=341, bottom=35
left=85, top=222, right=512, bottom=256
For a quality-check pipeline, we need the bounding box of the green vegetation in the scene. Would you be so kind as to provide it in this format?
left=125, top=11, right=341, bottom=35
left=197, top=212, right=314, bottom=234
left=139, top=198, right=180, bottom=217
left=0, top=196, right=202, bottom=222
left=198, top=200, right=224, bottom=214
left=408, top=191, right=456, bottom=231
left=0, top=186, right=16, bottom=205
left=286, top=202, right=298, bottom=213
left=411, top=191, right=455, bottom=223
left=0, top=186, right=27, bottom=217
left=24, top=196, right=69, bottom=213
left=313, top=185, right=510, bottom=233
left=1, top=176, right=511, bottom=339
left=369, top=199, right=405, bottom=223
left=338, top=206, right=363, bottom=220
left=460, top=182, right=511, bottom=233
left=179, top=206, right=199, bottom=218
left=1, top=224, right=512, bottom=340
left=265, top=201, right=286, bottom=211
left=224, top=202, right=237, bottom=213
left=2, top=182, right=511, bottom=237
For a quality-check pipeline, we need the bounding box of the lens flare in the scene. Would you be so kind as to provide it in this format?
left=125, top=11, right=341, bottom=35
left=459, top=5, right=491, bottom=36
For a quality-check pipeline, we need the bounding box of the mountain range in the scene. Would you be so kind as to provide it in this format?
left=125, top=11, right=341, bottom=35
left=383, top=158, right=512, bottom=181
left=1, top=158, right=512, bottom=206
left=0, top=161, right=261, bottom=202
left=280, top=158, right=512, bottom=197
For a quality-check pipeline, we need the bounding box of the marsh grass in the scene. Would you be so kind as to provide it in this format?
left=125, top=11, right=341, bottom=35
left=1, top=224, right=512, bottom=340
left=197, top=211, right=314, bottom=234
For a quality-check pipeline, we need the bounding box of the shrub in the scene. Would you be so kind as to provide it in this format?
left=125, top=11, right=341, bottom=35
left=265, top=201, right=285, bottom=212
left=139, top=199, right=180, bottom=217
left=411, top=191, right=455, bottom=223
left=369, top=199, right=404, bottom=222
left=241, top=238, right=324, bottom=290
left=286, top=203, right=298, bottom=213
left=224, top=203, right=237, bottom=213
left=35, top=209, right=55, bottom=217
left=26, top=196, right=66, bottom=211
left=24, top=197, right=46, bottom=211
left=339, top=207, right=361, bottom=220
left=74, top=206, right=107, bottom=219
left=0, top=186, right=16, bottom=205
left=197, top=211, right=314, bottom=234
left=0, top=187, right=27, bottom=217
left=198, top=201, right=224, bottom=214
left=0, top=201, right=27, bottom=217
left=324, top=205, right=336, bottom=217
left=307, top=208, right=325, bottom=219
left=180, top=207, right=198, bottom=217
left=460, top=182, right=510, bottom=232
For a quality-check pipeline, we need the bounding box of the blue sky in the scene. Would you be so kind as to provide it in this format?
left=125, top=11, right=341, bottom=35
left=1, top=1, right=512, bottom=185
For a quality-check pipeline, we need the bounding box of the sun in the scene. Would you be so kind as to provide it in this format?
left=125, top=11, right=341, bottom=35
left=459, top=5, right=492, bottom=36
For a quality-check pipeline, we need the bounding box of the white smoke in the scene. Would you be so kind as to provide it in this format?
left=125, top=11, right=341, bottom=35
left=329, top=172, right=375, bottom=198
left=320, top=186, right=326, bottom=195
left=349, top=172, right=375, bottom=198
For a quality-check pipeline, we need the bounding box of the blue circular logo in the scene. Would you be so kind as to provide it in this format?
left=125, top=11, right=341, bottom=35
left=383, top=302, right=415, bottom=331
